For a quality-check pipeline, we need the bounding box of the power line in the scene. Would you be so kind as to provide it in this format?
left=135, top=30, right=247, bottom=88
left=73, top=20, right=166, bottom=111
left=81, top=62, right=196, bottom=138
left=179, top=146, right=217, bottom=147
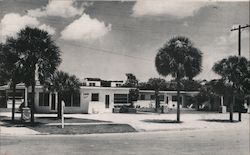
left=56, top=40, right=153, bottom=63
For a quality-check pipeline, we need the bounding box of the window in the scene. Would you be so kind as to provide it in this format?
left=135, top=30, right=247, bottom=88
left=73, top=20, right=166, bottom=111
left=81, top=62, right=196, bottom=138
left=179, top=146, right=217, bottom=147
left=91, top=93, right=99, bottom=101
left=114, top=94, right=128, bottom=104
left=72, top=93, right=80, bottom=107
left=39, top=92, right=49, bottom=106
left=89, top=83, right=96, bottom=86
left=150, top=95, right=155, bottom=100
left=64, top=93, right=81, bottom=107
left=64, top=94, right=72, bottom=107
left=172, top=95, right=182, bottom=104
left=159, top=95, right=164, bottom=101
left=140, top=94, right=145, bottom=100
left=7, top=89, right=24, bottom=100
left=116, top=84, right=121, bottom=87
left=172, top=96, right=177, bottom=102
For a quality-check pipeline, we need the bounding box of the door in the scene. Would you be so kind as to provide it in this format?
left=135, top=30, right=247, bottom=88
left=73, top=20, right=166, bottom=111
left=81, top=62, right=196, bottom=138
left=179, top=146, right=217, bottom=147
left=105, top=95, right=110, bottom=108
left=51, top=93, right=56, bottom=110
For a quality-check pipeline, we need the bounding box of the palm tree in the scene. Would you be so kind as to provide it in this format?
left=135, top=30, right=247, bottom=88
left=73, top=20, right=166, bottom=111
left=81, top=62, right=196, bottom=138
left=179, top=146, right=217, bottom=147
left=213, top=56, right=249, bottom=122
left=0, top=38, right=24, bottom=120
left=48, top=71, right=81, bottom=118
left=15, top=27, right=61, bottom=123
left=147, top=78, right=166, bottom=111
left=155, top=36, right=202, bottom=122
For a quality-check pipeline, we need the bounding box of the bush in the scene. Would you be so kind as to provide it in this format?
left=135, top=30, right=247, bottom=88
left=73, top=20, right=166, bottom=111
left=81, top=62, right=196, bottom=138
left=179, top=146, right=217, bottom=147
left=119, top=105, right=136, bottom=113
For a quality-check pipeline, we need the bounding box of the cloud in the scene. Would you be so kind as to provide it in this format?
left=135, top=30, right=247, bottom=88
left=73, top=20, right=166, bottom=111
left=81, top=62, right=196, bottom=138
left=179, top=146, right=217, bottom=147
left=0, top=13, right=39, bottom=42
left=38, top=24, right=56, bottom=35
left=213, top=30, right=249, bottom=52
left=132, top=0, right=210, bottom=18
left=60, top=14, right=111, bottom=41
left=27, top=0, right=86, bottom=18
left=197, top=30, right=250, bottom=80
left=0, top=13, right=56, bottom=42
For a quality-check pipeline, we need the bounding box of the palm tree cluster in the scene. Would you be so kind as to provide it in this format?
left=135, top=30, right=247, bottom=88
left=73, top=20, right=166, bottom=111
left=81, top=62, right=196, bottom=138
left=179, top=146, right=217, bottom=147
left=0, top=27, right=62, bottom=122
left=213, top=56, right=250, bottom=121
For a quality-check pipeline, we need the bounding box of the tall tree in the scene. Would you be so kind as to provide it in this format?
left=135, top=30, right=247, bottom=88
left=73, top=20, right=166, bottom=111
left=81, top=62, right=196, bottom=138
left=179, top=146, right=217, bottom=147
left=155, top=36, right=202, bottom=122
left=48, top=71, right=81, bottom=118
left=15, top=27, right=61, bottom=123
left=213, top=56, right=250, bottom=122
left=0, top=38, right=24, bottom=120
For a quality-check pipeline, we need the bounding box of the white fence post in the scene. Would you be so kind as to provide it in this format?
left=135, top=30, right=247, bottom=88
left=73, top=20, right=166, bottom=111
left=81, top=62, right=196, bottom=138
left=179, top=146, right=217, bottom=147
left=61, top=101, right=65, bottom=129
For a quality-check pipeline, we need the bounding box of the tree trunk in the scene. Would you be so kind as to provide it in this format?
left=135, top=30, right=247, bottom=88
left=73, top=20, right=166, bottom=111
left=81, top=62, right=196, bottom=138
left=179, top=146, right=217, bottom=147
left=30, top=83, right=35, bottom=123
left=230, top=95, right=234, bottom=122
left=57, top=93, right=62, bottom=118
left=238, top=109, right=241, bottom=121
left=30, top=70, right=36, bottom=123
left=155, top=90, right=159, bottom=112
left=238, top=96, right=242, bottom=122
left=11, top=82, right=16, bottom=121
left=176, top=76, right=181, bottom=122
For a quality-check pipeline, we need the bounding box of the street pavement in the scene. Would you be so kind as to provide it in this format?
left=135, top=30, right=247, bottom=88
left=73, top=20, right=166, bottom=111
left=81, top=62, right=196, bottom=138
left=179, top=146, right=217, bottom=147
left=0, top=128, right=249, bottom=155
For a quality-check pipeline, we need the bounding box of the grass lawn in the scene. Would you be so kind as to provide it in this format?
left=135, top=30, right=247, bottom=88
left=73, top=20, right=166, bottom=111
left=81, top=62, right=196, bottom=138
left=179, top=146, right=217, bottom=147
left=0, top=116, right=137, bottom=134
left=1, top=116, right=110, bottom=126
left=28, top=124, right=136, bottom=134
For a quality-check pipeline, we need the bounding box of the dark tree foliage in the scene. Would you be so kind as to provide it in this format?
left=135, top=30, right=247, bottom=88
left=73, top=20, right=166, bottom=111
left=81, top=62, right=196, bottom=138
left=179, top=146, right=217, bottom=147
left=122, top=73, right=138, bottom=88
left=0, top=38, right=25, bottom=120
left=48, top=70, right=81, bottom=118
left=128, top=88, right=139, bottom=107
left=155, top=36, right=203, bottom=122
left=14, top=27, right=61, bottom=123
left=213, top=56, right=250, bottom=121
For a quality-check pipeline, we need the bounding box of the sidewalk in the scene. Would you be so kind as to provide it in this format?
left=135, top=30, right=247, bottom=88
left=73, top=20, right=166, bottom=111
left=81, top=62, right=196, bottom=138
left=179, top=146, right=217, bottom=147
left=69, top=112, right=249, bottom=132
left=0, top=111, right=249, bottom=135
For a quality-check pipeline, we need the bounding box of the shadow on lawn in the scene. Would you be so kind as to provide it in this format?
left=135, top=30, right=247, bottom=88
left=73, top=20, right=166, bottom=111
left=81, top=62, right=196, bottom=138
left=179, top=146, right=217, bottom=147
left=35, top=117, right=111, bottom=124
left=142, top=119, right=183, bottom=124
left=1, top=119, right=43, bottom=127
left=200, top=119, right=239, bottom=123
left=0, top=116, right=111, bottom=127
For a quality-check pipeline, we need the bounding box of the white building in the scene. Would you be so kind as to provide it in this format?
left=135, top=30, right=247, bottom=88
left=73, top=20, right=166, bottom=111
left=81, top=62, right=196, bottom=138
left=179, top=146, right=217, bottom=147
left=83, top=78, right=101, bottom=87
left=110, top=81, right=124, bottom=87
left=0, top=83, right=198, bottom=114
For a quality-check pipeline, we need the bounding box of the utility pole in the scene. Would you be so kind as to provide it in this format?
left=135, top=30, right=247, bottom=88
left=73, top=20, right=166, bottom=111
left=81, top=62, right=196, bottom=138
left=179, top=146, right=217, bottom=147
left=230, top=24, right=250, bottom=56
left=230, top=24, right=250, bottom=122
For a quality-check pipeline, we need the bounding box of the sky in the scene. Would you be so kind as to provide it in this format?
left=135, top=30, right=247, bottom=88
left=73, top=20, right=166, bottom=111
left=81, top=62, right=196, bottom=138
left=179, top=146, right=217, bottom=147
left=0, top=0, right=249, bottom=82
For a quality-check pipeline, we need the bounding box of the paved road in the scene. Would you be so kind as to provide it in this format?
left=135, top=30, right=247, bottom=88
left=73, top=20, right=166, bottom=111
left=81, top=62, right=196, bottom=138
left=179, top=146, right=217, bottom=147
left=1, top=128, right=249, bottom=155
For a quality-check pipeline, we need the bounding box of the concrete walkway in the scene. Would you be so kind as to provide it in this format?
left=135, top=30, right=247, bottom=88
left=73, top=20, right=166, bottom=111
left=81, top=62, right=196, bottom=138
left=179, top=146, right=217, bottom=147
left=0, top=111, right=249, bottom=135
left=70, top=112, right=249, bottom=132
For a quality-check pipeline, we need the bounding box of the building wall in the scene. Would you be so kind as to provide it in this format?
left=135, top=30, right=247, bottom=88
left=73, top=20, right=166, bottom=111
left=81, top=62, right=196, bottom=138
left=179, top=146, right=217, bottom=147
left=85, top=81, right=101, bottom=87
left=135, top=90, right=196, bottom=109
left=1, top=83, right=199, bottom=113
left=110, top=82, right=123, bottom=87
left=80, top=87, right=130, bottom=113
